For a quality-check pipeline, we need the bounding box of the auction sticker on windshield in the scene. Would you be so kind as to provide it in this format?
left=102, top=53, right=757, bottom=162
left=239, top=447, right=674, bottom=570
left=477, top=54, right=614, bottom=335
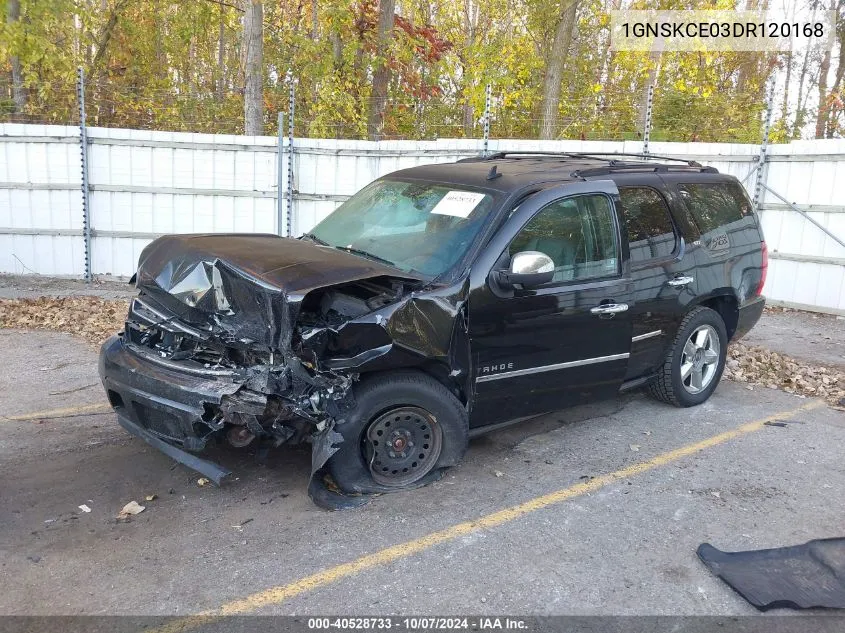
left=430, top=191, right=486, bottom=218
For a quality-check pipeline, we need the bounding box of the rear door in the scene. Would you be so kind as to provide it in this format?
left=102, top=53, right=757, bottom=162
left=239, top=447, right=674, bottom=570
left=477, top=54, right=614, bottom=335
left=608, top=173, right=698, bottom=381
left=661, top=173, right=765, bottom=304
left=466, top=181, right=633, bottom=429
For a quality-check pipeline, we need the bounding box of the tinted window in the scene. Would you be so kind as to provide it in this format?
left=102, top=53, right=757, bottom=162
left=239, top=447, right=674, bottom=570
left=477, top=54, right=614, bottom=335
left=677, top=182, right=752, bottom=233
left=510, top=194, right=618, bottom=283
left=619, top=187, right=678, bottom=262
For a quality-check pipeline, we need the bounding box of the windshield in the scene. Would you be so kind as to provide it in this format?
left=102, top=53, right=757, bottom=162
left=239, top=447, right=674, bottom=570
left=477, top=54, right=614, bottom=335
left=306, top=179, right=497, bottom=278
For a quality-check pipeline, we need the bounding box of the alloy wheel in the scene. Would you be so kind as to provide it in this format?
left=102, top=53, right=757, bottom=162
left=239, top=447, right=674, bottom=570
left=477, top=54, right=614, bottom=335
left=680, top=324, right=721, bottom=394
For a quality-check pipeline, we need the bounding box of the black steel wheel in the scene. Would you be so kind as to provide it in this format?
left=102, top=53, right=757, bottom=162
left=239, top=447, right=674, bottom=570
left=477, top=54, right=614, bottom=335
left=326, top=370, right=468, bottom=495
left=364, top=406, right=443, bottom=487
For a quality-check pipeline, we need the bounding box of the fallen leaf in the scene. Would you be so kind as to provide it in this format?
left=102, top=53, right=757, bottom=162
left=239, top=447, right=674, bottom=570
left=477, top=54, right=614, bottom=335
left=727, top=342, right=844, bottom=406
left=0, top=297, right=129, bottom=347
left=116, top=501, right=145, bottom=519
left=197, top=477, right=210, bottom=487
left=144, top=494, right=157, bottom=501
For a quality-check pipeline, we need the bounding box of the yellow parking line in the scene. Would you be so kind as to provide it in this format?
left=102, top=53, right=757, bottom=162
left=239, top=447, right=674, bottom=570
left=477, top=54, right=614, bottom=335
left=155, top=399, right=823, bottom=630
left=4, top=402, right=111, bottom=421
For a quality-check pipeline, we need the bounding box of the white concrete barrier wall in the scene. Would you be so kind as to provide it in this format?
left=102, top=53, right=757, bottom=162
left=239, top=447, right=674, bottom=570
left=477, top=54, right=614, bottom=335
left=0, top=124, right=843, bottom=314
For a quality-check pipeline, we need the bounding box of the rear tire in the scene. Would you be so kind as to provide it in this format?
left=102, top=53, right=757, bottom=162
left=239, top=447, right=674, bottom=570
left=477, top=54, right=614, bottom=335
left=327, top=370, right=469, bottom=494
left=648, top=306, right=727, bottom=408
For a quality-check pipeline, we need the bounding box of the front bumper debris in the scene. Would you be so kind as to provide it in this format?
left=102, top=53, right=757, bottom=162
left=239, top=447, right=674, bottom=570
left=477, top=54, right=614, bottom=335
left=115, top=413, right=232, bottom=485
left=100, top=333, right=360, bottom=501
left=100, top=334, right=244, bottom=483
left=99, top=334, right=244, bottom=449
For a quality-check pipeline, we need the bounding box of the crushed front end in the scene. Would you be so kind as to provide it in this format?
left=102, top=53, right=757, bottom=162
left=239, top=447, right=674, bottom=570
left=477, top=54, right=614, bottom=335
left=100, top=291, right=355, bottom=482
left=98, top=234, right=426, bottom=500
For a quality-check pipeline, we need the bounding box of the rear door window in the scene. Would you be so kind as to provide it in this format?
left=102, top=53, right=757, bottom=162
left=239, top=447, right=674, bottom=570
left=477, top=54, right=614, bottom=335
left=676, top=182, right=753, bottom=233
left=618, top=187, right=678, bottom=263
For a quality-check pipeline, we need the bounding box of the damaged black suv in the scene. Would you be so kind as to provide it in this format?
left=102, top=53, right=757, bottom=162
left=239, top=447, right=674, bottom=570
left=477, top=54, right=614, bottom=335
left=99, top=152, right=767, bottom=507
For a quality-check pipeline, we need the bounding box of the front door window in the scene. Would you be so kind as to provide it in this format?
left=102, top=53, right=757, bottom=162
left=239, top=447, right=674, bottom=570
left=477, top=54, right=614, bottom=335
left=509, top=194, right=619, bottom=283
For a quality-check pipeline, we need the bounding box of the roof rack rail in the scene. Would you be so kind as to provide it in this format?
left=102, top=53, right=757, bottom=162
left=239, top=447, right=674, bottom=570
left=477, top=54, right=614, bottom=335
left=462, top=150, right=703, bottom=168
left=569, top=152, right=703, bottom=167
left=572, top=164, right=719, bottom=178
left=458, top=151, right=588, bottom=163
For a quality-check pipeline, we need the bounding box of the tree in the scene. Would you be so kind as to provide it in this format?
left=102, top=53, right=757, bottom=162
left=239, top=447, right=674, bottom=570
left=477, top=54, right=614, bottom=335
left=6, top=0, right=25, bottom=112
left=242, top=0, right=263, bottom=135
left=217, top=3, right=226, bottom=102
left=0, top=0, right=788, bottom=142
left=815, top=46, right=831, bottom=138
left=367, top=0, right=395, bottom=140
left=539, top=0, right=578, bottom=140
left=815, top=0, right=845, bottom=138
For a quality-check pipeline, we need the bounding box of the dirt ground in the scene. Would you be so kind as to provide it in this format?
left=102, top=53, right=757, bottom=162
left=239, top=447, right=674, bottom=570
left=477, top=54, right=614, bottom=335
left=0, top=273, right=137, bottom=301
left=742, top=307, right=845, bottom=368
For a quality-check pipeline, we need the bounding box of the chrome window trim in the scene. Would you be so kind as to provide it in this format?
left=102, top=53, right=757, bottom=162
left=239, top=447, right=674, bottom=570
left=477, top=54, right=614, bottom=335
left=476, top=352, right=629, bottom=383
left=631, top=329, right=662, bottom=343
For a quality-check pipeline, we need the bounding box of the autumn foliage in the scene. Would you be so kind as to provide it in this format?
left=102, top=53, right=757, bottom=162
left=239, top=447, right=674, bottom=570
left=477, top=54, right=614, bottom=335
left=2, top=0, right=831, bottom=141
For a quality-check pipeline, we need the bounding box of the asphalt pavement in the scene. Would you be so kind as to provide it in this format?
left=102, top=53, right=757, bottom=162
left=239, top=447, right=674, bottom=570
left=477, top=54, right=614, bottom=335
left=0, top=328, right=843, bottom=616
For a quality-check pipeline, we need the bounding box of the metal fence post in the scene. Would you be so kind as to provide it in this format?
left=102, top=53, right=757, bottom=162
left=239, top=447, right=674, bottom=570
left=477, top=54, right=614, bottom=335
left=276, top=111, right=285, bottom=237
left=77, top=66, right=92, bottom=282
left=482, top=84, right=491, bottom=156
left=753, top=78, right=774, bottom=213
left=643, top=83, right=654, bottom=156
left=286, top=76, right=295, bottom=237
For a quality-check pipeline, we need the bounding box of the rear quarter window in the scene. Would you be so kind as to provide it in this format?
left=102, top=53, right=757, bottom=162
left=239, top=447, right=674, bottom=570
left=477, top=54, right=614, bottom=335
left=676, top=182, right=753, bottom=233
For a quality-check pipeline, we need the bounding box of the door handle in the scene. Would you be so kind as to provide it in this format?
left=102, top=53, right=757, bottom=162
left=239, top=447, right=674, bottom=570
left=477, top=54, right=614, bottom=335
left=590, top=303, right=629, bottom=315
left=667, top=276, right=694, bottom=287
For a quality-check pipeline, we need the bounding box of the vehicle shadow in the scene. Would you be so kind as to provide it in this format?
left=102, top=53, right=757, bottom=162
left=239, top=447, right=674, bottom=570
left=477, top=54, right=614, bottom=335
left=169, top=392, right=638, bottom=491
left=472, top=393, right=634, bottom=451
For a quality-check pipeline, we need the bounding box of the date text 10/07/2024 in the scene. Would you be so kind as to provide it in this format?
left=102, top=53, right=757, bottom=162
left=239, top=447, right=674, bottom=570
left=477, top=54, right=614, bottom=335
left=307, top=618, right=529, bottom=630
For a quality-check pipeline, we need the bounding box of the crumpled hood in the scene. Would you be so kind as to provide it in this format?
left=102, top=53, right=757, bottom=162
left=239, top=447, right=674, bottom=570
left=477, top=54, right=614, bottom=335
left=133, top=233, right=420, bottom=351
left=136, top=234, right=418, bottom=297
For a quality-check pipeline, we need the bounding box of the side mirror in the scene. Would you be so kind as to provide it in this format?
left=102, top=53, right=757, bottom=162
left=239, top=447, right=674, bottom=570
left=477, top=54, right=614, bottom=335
left=493, top=251, right=555, bottom=289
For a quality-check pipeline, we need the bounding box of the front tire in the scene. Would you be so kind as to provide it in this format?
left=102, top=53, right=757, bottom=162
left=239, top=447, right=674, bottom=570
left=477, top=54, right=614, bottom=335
left=648, top=306, right=728, bottom=407
left=327, top=370, right=469, bottom=494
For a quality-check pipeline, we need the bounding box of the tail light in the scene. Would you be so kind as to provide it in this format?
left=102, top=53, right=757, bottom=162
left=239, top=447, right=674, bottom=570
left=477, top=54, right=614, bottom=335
left=755, top=241, right=768, bottom=296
